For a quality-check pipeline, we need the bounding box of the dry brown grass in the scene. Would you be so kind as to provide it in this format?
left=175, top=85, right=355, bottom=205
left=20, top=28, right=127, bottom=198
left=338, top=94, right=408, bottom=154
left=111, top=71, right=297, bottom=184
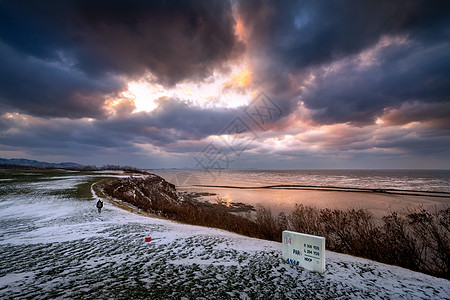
left=288, top=204, right=449, bottom=279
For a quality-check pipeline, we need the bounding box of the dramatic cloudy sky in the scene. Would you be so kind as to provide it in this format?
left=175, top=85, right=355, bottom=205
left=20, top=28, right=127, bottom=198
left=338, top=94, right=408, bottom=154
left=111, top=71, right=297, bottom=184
left=1, top=0, right=449, bottom=169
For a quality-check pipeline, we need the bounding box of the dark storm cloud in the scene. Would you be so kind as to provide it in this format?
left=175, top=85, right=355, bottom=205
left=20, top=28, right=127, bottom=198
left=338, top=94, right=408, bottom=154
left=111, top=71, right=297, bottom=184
left=0, top=0, right=242, bottom=117
left=374, top=129, right=450, bottom=157
left=0, top=0, right=241, bottom=83
left=0, top=98, right=241, bottom=156
left=0, top=41, right=123, bottom=119
left=238, top=0, right=450, bottom=125
left=381, top=102, right=450, bottom=129
left=99, top=98, right=240, bottom=144
left=0, top=114, right=130, bottom=151
left=240, top=0, right=449, bottom=70
left=303, top=40, right=450, bottom=125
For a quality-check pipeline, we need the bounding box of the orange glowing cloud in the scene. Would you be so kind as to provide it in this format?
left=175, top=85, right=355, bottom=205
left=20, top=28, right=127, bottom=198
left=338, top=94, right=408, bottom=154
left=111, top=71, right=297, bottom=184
left=297, top=124, right=373, bottom=148
left=235, top=17, right=246, bottom=41
left=378, top=102, right=450, bottom=129
left=222, top=66, right=252, bottom=92
left=104, top=97, right=136, bottom=118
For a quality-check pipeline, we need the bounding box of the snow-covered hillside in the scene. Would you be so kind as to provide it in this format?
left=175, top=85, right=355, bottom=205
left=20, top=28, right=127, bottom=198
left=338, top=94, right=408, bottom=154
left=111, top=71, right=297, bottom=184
left=0, top=171, right=448, bottom=299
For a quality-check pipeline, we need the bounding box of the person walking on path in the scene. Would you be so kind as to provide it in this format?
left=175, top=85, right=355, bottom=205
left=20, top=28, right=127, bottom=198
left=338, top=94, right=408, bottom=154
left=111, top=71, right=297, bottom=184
left=96, top=199, right=103, bottom=213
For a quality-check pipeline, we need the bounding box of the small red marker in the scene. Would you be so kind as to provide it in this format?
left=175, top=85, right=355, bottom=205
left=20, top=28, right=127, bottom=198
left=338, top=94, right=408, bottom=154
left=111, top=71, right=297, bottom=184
left=145, top=237, right=151, bottom=242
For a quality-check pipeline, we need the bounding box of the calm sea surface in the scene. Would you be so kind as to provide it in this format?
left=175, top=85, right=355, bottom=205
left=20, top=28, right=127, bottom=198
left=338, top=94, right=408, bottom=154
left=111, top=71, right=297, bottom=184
left=151, top=170, right=450, bottom=216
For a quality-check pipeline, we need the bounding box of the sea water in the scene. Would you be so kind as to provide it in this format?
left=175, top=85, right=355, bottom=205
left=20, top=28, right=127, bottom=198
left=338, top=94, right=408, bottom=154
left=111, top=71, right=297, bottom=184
left=151, top=169, right=450, bottom=216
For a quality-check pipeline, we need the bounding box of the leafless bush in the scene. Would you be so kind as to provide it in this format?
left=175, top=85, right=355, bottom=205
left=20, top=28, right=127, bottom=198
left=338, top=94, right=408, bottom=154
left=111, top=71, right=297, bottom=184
left=290, top=204, right=322, bottom=235
left=288, top=204, right=449, bottom=278
left=379, top=212, right=420, bottom=269
left=406, top=207, right=450, bottom=277
left=254, top=207, right=288, bottom=242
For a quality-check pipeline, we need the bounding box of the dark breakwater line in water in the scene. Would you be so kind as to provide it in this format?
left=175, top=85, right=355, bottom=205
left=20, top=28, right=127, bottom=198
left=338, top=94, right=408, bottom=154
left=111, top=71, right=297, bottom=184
left=194, top=184, right=450, bottom=198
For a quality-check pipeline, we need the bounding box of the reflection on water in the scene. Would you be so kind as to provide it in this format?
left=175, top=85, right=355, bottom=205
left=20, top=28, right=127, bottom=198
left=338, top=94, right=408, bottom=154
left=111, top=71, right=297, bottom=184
left=152, top=169, right=450, bottom=216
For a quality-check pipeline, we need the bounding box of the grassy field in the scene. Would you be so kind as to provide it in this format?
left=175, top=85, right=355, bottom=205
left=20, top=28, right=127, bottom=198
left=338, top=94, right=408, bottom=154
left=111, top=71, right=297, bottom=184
left=0, top=169, right=119, bottom=199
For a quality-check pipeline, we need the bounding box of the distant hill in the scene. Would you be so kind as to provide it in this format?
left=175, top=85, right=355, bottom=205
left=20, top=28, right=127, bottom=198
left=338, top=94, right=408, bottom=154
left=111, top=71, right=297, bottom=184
left=0, top=158, right=139, bottom=171
left=0, top=158, right=88, bottom=169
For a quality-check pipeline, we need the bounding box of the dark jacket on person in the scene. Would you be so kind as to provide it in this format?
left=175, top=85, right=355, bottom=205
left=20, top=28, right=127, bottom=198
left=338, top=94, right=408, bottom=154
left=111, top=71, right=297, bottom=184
left=96, top=200, right=103, bottom=208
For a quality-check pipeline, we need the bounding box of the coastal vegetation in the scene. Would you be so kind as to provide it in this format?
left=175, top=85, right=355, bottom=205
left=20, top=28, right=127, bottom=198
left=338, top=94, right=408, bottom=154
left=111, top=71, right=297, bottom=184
left=285, top=205, right=449, bottom=279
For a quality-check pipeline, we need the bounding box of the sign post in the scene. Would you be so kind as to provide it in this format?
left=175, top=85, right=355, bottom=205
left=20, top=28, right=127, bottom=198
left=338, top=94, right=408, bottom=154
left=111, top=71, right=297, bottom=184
left=282, top=230, right=326, bottom=273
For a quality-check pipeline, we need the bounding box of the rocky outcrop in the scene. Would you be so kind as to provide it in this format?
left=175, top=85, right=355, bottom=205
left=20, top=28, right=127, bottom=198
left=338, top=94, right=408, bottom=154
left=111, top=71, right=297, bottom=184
left=101, top=174, right=181, bottom=215
left=99, top=173, right=263, bottom=241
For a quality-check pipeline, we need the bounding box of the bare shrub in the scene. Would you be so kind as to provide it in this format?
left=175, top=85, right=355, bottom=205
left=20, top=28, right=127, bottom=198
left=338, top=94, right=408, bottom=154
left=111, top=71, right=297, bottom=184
left=313, top=208, right=379, bottom=258
left=287, top=204, right=449, bottom=278
left=407, top=207, right=450, bottom=277
left=254, top=207, right=288, bottom=242
left=289, top=204, right=322, bottom=235
left=379, top=212, right=420, bottom=269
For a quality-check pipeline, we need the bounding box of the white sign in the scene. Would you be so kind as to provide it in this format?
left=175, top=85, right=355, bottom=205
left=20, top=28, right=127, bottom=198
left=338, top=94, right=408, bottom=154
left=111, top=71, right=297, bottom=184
left=282, top=230, right=326, bottom=273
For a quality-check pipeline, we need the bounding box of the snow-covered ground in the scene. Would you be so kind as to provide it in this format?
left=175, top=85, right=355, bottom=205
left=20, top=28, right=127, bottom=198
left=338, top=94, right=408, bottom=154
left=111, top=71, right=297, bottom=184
left=0, top=171, right=449, bottom=299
